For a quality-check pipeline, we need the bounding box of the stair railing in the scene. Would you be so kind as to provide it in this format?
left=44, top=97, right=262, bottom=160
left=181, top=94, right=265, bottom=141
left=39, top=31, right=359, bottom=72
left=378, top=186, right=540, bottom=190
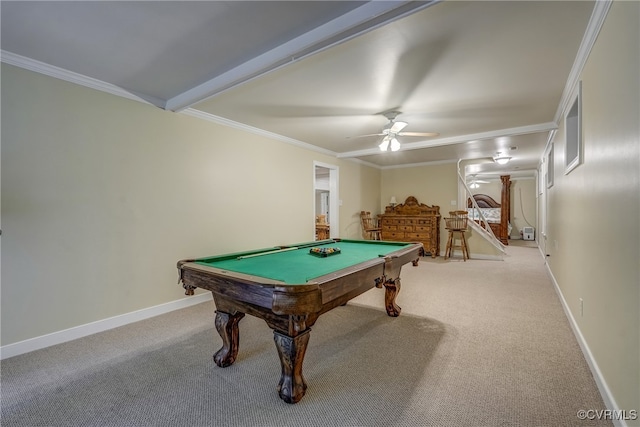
left=457, top=160, right=507, bottom=253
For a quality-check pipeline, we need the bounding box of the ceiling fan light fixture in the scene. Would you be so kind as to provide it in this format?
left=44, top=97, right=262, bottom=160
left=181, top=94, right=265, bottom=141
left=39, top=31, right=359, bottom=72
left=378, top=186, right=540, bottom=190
left=379, top=136, right=390, bottom=151
left=469, top=182, right=480, bottom=189
left=360, top=111, right=437, bottom=152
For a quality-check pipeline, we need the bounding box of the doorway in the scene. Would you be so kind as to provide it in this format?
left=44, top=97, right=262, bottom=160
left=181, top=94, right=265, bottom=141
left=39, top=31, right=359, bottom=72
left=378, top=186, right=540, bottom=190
left=314, top=162, right=339, bottom=239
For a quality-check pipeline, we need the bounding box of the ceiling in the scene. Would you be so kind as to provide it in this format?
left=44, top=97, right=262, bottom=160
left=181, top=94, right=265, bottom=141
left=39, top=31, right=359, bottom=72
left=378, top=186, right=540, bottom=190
left=1, top=1, right=596, bottom=180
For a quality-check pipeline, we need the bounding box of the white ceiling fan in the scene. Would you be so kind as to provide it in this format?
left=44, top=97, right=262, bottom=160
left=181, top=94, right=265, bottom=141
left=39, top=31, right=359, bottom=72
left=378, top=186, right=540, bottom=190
left=467, top=174, right=490, bottom=189
left=352, top=111, right=439, bottom=152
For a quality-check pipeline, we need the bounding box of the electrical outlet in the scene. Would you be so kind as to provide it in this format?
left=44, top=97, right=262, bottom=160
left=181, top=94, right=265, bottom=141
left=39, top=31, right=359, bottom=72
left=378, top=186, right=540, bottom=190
left=451, top=200, right=457, bottom=206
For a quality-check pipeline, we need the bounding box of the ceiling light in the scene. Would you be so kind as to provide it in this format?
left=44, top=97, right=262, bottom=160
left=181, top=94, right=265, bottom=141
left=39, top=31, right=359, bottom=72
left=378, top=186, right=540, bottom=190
left=469, top=182, right=480, bottom=189
left=379, top=136, right=401, bottom=152
left=379, top=136, right=390, bottom=151
left=493, top=152, right=512, bottom=165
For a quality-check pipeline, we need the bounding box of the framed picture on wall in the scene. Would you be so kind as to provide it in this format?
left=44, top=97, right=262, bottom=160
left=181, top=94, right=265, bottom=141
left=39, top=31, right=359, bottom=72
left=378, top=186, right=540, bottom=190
left=565, top=81, right=582, bottom=174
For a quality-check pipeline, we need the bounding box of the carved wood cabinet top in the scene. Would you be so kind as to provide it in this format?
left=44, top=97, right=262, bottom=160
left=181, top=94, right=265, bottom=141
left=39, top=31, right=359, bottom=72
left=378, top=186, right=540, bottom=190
left=383, top=196, right=440, bottom=216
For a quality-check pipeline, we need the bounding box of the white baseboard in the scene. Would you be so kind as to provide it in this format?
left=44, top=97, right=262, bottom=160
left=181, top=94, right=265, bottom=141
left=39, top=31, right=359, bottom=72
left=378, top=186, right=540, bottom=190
left=543, top=260, right=627, bottom=427
left=0, top=292, right=213, bottom=360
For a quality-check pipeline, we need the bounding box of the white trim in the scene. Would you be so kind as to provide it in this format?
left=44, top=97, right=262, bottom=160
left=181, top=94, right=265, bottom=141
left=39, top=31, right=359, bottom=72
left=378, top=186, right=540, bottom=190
left=313, top=161, right=340, bottom=240
left=544, top=261, right=625, bottom=427
left=0, top=293, right=213, bottom=360
left=0, top=50, right=165, bottom=108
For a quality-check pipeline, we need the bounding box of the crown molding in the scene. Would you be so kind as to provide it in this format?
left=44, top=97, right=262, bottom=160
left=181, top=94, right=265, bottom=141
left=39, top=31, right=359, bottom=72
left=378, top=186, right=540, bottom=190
left=1, top=50, right=165, bottom=108
left=553, top=0, right=612, bottom=123
left=181, top=109, right=386, bottom=168
left=337, top=122, right=558, bottom=159
left=181, top=108, right=339, bottom=157
left=380, top=158, right=458, bottom=170
left=542, top=0, right=611, bottom=172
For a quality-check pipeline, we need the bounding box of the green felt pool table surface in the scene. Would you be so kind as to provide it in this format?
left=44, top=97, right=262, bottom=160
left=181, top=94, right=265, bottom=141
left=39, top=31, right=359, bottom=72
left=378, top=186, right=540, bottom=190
left=192, top=239, right=413, bottom=284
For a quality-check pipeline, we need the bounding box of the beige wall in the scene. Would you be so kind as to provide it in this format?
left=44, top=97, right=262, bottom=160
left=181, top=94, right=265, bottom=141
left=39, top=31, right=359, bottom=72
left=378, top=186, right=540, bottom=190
left=381, top=162, right=457, bottom=256
left=542, top=0, right=639, bottom=413
left=338, top=164, right=381, bottom=239
left=467, top=176, right=537, bottom=240
left=0, top=64, right=380, bottom=345
left=509, top=178, right=537, bottom=239
left=382, top=163, right=510, bottom=257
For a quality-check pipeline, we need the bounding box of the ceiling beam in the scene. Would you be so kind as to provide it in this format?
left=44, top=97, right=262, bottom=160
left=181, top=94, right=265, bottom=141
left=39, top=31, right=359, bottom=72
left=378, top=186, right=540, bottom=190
left=165, top=1, right=441, bottom=112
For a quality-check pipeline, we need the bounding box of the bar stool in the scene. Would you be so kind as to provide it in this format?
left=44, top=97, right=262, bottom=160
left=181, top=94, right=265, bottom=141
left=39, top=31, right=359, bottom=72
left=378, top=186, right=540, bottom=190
left=444, top=210, right=469, bottom=261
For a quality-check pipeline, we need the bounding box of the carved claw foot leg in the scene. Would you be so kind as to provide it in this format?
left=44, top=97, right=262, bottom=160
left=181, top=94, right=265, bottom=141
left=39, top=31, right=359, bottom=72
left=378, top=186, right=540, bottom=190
left=213, top=311, right=245, bottom=367
left=383, top=278, right=402, bottom=317
left=273, top=329, right=310, bottom=404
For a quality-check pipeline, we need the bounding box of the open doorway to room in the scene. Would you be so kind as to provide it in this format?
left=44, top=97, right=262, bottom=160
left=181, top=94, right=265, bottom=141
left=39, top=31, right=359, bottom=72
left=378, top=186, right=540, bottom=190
left=314, top=162, right=339, bottom=240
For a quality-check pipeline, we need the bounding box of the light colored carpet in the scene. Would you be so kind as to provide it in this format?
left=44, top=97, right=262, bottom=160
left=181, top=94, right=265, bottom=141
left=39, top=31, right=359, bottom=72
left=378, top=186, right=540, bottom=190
left=1, top=243, right=611, bottom=426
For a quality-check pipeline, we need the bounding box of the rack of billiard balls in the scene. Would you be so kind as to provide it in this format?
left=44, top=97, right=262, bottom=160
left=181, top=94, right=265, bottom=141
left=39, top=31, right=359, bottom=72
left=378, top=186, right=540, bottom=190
left=309, top=247, right=341, bottom=257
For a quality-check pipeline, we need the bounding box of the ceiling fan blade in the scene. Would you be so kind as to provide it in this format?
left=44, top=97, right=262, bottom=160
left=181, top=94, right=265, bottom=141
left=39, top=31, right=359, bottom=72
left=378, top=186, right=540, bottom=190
left=397, top=131, right=440, bottom=137
left=347, top=133, right=384, bottom=139
left=389, top=121, right=408, bottom=133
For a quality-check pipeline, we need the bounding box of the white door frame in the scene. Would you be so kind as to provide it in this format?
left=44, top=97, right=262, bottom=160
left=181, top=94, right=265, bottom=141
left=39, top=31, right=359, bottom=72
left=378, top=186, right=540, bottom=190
left=313, top=161, right=339, bottom=239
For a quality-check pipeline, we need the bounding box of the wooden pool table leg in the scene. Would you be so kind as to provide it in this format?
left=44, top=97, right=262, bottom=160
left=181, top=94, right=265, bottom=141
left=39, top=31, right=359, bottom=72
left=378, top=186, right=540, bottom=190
left=213, top=311, right=245, bottom=368
left=383, top=278, right=402, bottom=317
left=273, top=329, right=310, bottom=404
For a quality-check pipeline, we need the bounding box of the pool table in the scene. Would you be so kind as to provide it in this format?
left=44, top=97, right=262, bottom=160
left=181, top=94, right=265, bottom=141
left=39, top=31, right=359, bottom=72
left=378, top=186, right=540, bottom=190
left=177, top=239, right=422, bottom=403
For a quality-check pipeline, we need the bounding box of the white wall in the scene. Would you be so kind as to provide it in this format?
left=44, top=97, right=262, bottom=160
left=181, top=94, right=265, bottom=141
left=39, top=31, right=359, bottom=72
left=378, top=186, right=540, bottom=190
left=1, top=64, right=380, bottom=346
left=542, top=0, right=639, bottom=414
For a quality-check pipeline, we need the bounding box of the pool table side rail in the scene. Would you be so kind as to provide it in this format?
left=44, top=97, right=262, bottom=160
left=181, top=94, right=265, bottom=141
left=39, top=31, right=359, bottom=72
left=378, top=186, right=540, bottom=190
left=178, top=241, right=422, bottom=317
left=179, top=264, right=287, bottom=309
left=306, top=241, right=422, bottom=285
left=190, top=239, right=338, bottom=265
left=190, top=239, right=411, bottom=266
left=308, top=242, right=422, bottom=308
left=189, top=247, right=282, bottom=264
